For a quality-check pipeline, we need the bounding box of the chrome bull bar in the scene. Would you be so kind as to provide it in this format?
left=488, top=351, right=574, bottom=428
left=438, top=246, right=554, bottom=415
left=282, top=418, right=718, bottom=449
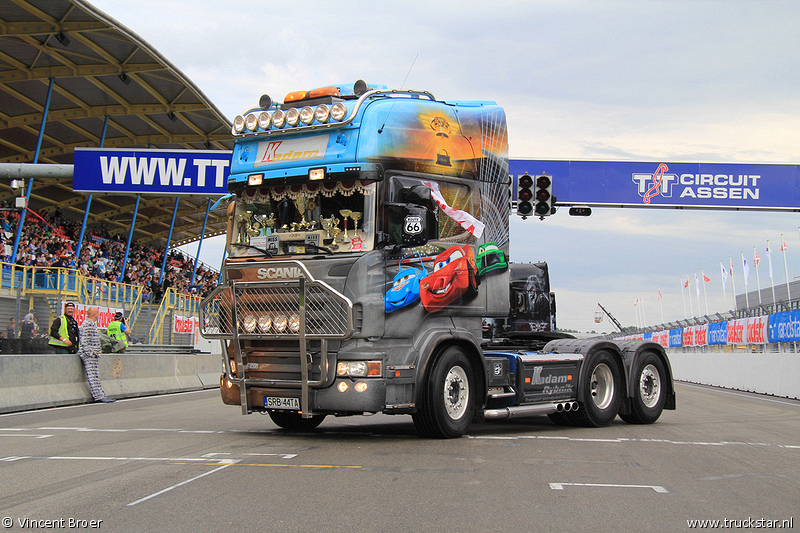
left=200, top=276, right=353, bottom=417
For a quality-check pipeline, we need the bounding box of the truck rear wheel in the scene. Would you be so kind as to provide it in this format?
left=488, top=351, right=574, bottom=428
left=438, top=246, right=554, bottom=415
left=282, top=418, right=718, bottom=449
left=413, top=346, right=475, bottom=439
left=268, top=411, right=326, bottom=431
left=620, top=352, right=666, bottom=424
left=571, top=350, right=623, bottom=427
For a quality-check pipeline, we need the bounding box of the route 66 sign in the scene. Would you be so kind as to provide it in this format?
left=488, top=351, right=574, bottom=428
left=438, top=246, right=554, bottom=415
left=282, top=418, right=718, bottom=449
left=404, top=215, right=423, bottom=235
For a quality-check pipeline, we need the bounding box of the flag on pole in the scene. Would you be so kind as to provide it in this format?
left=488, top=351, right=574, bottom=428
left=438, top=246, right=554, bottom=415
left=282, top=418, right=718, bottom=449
left=684, top=279, right=690, bottom=288
left=694, top=273, right=700, bottom=297
left=721, top=262, right=729, bottom=288
left=743, top=256, right=749, bottom=286
left=781, top=238, right=788, bottom=251
left=767, top=244, right=774, bottom=278
left=658, top=289, right=662, bottom=300
left=754, top=250, right=760, bottom=267
left=703, top=273, right=711, bottom=283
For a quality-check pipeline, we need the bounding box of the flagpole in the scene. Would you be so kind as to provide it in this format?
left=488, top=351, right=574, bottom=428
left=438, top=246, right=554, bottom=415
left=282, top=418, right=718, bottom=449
left=658, top=288, right=664, bottom=324
left=730, top=257, right=737, bottom=312
left=753, top=246, right=762, bottom=305
left=634, top=298, right=640, bottom=329
left=741, top=252, right=750, bottom=309
left=720, top=261, right=728, bottom=311
left=694, top=272, right=701, bottom=318
left=701, top=269, right=710, bottom=315
left=680, top=277, right=687, bottom=319
left=640, top=294, right=647, bottom=327
left=688, top=274, right=695, bottom=319
left=781, top=233, right=791, bottom=305
left=767, top=240, right=776, bottom=309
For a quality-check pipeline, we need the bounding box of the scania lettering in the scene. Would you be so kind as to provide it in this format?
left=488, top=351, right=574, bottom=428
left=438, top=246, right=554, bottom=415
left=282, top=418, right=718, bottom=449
left=201, top=80, right=676, bottom=438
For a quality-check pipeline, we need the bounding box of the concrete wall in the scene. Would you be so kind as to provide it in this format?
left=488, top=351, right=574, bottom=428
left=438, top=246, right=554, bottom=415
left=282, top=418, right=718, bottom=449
left=668, top=349, right=800, bottom=399
left=0, top=351, right=221, bottom=413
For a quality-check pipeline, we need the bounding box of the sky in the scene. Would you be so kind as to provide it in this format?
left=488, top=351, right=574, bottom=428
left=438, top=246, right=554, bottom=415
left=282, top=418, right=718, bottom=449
left=88, top=0, right=800, bottom=332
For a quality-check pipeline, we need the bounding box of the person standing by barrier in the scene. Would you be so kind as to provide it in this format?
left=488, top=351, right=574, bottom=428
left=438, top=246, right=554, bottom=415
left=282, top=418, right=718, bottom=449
left=48, top=302, right=79, bottom=354
left=6, top=318, right=15, bottom=339
left=78, top=306, right=115, bottom=403
left=107, top=312, right=130, bottom=349
left=19, top=313, right=34, bottom=353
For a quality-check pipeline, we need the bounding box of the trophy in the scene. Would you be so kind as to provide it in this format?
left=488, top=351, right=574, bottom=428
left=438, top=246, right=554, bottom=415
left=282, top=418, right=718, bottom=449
left=294, top=194, right=309, bottom=230
left=350, top=211, right=362, bottom=234
left=236, top=210, right=254, bottom=243
left=321, top=215, right=338, bottom=239
left=339, top=209, right=352, bottom=240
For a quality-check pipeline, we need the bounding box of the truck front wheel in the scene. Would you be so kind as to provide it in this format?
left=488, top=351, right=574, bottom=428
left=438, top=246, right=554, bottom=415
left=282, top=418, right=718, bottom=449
left=268, top=411, right=326, bottom=431
left=620, top=352, right=666, bottom=424
left=572, top=350, right=623, bottom=427
left=413, top=346, right=475, bottom=439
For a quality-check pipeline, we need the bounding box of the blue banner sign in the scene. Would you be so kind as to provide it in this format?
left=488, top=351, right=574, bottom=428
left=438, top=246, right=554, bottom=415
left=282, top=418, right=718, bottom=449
left=707, top=321, right=728, bottom=345
left=509, top=160, right=800, bottom=211
left=669, top=328, right=683, bottom=347
left=73, top=148, right=232, bottom=195
left=768, top=310, right=800, bottom=343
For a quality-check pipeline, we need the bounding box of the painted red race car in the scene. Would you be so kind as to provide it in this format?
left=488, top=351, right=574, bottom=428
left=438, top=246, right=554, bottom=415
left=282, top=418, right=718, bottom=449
left=419, top=244, right=478, bottom=313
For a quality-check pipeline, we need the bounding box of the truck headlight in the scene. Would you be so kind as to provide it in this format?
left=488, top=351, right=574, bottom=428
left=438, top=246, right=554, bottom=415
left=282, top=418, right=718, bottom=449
left=257, top=111, right=272, bottom=130
left=288, top=314, right=300, bottom=333
left=232, top=115, right=245, bottom=134
left=285, top=108, right=300, bottom=127
left=241, top=314, right=257, bottom=333
left=245, top=113, right=258, bottom=132
left=272, top=109, right=286, bottom=128
left=299, top=106, right=315, bottom=125
left=336, top=361, right=382, bottom=377
left=331, top=102, right=347, bottom=122
left=257, top=314, right=272, bottom=332
left=273, top=314, right=288, bottom=333
left=314, top=104, right=330, bottom=123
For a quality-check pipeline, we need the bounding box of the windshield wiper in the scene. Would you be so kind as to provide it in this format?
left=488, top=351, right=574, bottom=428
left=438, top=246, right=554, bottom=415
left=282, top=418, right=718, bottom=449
left=231, top=243, right=274, bottom=257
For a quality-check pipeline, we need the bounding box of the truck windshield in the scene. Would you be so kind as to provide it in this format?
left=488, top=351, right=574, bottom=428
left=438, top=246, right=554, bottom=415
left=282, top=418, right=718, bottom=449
left=229, top=180, right=376, bottom=257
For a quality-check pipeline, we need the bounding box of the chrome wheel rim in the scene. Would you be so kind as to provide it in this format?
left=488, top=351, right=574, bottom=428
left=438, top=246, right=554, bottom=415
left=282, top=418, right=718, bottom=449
left=639, top=364, right=661, bottom=408
left=590, top=363, right=614, bottom=410
left=444, top=365, right=469, bottom=420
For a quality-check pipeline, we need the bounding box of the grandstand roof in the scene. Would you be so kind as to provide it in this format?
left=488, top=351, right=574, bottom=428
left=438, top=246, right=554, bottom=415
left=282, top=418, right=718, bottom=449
left=0, top=0, right=232, bottom=247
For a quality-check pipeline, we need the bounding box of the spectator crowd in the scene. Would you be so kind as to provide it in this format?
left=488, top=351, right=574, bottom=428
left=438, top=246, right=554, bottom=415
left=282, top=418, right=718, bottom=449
left=0, top=205, right=219, bottom=301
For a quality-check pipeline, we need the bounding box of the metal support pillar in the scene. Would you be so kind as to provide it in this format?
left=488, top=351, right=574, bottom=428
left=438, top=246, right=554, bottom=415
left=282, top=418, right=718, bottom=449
left=159, top=196, right=181, bottom=286
left=190, top=199, right=212, bottom=288
left=11, top=77, right=54, bottom=264
left=118, top=195, right=141, bottom=282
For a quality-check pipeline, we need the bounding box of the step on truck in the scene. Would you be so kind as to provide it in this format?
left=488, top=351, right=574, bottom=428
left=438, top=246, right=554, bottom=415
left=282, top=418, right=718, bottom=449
left=200, top=80, right=675, bottom=438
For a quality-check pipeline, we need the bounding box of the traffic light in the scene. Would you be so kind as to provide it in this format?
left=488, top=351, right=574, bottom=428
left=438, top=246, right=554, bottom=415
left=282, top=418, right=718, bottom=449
left=516, top=173, right=534, bottom=217
left=534, top=173, right=553, bottom=217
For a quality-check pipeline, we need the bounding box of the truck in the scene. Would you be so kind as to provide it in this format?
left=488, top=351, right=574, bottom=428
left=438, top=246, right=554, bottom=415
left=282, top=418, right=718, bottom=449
left=200, top=80, right=675, bottom=438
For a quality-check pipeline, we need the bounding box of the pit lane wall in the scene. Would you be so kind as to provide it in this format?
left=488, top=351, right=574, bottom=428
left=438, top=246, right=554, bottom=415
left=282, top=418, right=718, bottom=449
left=617, top=312, right=800, bottom=399
left=0, top=349, right=221, bottom=414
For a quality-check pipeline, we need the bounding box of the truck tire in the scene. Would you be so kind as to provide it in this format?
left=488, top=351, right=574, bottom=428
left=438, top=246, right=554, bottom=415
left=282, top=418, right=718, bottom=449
left=268, top=411, right=326, bottom=431
left=620, top=352, right=666, bottom=424
left=413, top=346, right=475, bottom=439
left=571, top=350, right=623, bottom=427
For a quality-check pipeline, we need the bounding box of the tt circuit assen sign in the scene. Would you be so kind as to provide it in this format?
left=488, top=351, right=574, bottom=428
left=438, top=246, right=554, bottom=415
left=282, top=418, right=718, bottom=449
left=73, top=148, right=231, bottom=195
left=509, top=160, right=800, bottom=211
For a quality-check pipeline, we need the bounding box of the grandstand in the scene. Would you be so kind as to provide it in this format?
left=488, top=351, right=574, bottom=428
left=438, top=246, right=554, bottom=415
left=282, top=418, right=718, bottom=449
left=0, top=0, right=233, bottom=351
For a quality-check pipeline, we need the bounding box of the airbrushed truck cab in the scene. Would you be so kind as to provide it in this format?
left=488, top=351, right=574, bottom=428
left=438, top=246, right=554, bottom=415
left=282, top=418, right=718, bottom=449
left=200, top=80, right=675, bottom=438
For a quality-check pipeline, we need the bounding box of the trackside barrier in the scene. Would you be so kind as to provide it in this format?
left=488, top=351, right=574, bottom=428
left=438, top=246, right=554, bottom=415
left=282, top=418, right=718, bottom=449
left=666, top=349, right=800, bottom=399
left=0, top=351, right=221, bottom=414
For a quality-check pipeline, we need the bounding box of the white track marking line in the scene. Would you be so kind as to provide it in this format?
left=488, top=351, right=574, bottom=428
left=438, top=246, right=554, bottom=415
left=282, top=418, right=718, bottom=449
left=126, top=462, right=237, bottom=507
left=549, top=482, right=668, bottom=493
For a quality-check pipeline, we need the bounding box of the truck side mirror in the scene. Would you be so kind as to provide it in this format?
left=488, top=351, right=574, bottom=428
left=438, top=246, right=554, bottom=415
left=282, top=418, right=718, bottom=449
left=386, top=202, right=438, bottom=247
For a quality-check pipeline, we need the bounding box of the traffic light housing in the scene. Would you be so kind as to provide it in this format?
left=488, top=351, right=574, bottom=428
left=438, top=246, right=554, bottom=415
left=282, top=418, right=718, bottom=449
left=534, top=173, right=553, bottom=217
left=516, top=173, right=534, bottom=217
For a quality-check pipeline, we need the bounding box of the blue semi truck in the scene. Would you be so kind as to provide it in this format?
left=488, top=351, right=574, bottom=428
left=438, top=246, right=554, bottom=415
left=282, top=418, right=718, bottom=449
left=200, top=80, right=675, bottom=438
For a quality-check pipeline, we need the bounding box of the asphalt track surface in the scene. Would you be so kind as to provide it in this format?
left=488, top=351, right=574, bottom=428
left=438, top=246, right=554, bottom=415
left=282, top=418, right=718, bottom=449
left=0, top=382, right=797, bottom=533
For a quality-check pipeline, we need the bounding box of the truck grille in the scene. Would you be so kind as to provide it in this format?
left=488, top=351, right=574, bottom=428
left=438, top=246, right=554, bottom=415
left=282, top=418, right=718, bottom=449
left=200, top=279, right=353, bottom=340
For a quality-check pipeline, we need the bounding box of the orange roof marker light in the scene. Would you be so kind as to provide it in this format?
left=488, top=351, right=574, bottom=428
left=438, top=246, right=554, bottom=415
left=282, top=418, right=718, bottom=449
left=283, top=90, right=308, bottom=103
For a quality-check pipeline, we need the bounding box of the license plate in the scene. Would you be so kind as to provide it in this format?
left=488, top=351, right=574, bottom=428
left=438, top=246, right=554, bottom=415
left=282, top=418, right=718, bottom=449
left=265, top=397, right=300, bottom=410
